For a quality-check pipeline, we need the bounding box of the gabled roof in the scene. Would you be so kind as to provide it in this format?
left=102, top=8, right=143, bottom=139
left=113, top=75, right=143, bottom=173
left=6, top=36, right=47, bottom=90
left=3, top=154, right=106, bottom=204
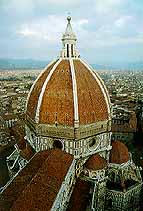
left=67, top=178, right=90, bottom=211
left=0, top=151, right=50, bottom=211
left=0, top=149, right=73, bottom=211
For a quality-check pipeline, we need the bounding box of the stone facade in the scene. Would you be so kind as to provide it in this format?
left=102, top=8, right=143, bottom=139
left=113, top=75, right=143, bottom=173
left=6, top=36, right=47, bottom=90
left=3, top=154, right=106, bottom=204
left=3, top=16, right=142, bottom=211
left=23, top=17, right=142, bottom=211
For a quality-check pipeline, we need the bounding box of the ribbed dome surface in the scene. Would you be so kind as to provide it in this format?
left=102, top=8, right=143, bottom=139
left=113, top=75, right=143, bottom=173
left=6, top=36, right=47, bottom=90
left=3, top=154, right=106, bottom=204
left=85, top=154, right=107, bottom=170
left=110, top=141, right=129, bottom=164
left=26, top=58, right=110, bottom=127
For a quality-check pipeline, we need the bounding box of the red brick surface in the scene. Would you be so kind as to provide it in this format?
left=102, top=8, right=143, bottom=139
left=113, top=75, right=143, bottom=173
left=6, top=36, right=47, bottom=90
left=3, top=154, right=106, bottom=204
left=0, top=151, right=50, bottom=211
left=67, top=179, right=90, bottom=211
left=26, top=59, right=109, bottom=126
left=74, top=60, right=108, bottom=124
left=85, top=153, right=107, bottom=170
left=26, top=61, right=56, bottom=119
left=20, top=144, right=35, bottom=160
left=39, top=60, right=74, bottom=126
left=1, top=149, right=73, bottom=211
left=110, top=140, right=129, bottom=164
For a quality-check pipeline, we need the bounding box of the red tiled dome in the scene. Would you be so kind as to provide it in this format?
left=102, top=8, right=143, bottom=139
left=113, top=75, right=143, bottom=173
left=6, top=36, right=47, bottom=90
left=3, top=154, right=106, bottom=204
left=26, top=59, right=110, bottom=127
left=85, top=154, right=107, bottom=170
left=26, top=17, right=110, bottom=128
left=110, top=141, right=129, bottom=164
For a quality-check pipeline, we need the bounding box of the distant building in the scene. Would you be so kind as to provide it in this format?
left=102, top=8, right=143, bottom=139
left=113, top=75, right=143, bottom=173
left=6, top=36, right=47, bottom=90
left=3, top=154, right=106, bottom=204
left=112, top=106, right=137, bottom=143
left=0, top=17, right=142, bottom=211
left=0, top=116, right=13, bottom=187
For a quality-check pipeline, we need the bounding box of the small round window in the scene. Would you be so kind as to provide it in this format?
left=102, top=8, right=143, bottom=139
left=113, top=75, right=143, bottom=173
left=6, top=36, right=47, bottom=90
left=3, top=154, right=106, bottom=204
left=89, top=138, right=96, bottom=148
left=53, top=140, right=63, bottom=149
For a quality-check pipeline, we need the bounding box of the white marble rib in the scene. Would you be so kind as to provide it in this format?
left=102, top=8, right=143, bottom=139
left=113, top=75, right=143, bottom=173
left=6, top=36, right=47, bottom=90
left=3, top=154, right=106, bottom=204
left=79, top=59, right=111, bottom=118
left=69, top=58, right=79, bottom=128
left=25, top=60, right=56, bottom=111
left=35, top=59, right=62, bottom=123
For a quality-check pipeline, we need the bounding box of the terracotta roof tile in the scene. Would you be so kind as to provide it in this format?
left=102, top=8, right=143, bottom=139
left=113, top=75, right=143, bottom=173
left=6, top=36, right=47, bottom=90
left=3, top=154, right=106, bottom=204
left=20, top=144, right=35, bottom=160
left=0, top=151, right=50, bottom=211
left=26, top=59, right=109, bottom=127
left=67, top=178, right=90, bottom=211
left=39, top=60, right=74, bottom=126
left=26, top=61, right=56, bottom=120
left=110, top=140, right=129, bottom=164
left=74, top=60, right=108, bottom=124
left=85, top=154, right=107, bottom=170
left=3, top=149, right=73, bottom=211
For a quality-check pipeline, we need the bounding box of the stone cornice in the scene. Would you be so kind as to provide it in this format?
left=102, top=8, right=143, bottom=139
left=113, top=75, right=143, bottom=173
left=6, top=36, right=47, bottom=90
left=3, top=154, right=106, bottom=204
left=26, top=114, right=111, bottom=140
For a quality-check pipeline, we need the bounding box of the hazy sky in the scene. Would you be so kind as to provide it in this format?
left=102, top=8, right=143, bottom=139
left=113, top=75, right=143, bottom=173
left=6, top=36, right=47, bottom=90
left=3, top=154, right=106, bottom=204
left=0, top=0, right=143, bottom=63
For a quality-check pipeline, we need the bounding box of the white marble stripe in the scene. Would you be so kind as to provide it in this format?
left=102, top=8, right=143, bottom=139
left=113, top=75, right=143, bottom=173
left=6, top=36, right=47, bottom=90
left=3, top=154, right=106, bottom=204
left=25, top=60, right=56, bottom=111
left=35, top=58, right=62, bottom=123
left=79, top=59, right=111, bottom=118
left=69, top=59, right=79, bottom=128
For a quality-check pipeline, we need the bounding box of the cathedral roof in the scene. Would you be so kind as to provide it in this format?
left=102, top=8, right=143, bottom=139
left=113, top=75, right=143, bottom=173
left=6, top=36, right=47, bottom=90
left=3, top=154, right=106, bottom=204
left=67, top=178, right=90, bottom=211
left=110, top=140, right=129, bottom=164
left=20, top=144, right=35, bottom=160
left=26, top=18, right=110, bottom=128
left=0, top=151, right=50, bottom=211
left=85, top=153, right=107, bottom=170
left=0, top=149, right=73, bottom=211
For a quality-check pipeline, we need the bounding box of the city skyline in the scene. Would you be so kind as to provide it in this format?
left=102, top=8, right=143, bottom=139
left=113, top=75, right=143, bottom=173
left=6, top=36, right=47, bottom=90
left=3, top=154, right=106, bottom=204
left=0, top=0, right=143, bottom=64
left=0, top=10, right=143, bottom=210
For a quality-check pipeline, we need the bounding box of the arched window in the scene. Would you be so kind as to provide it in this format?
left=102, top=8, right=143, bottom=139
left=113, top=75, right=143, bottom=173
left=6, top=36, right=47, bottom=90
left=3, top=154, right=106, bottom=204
left=67, top=44, right=69, bottom=57
left=53, top=140, right=63, bottom=149
left=71, top=44, right=74, bottom=57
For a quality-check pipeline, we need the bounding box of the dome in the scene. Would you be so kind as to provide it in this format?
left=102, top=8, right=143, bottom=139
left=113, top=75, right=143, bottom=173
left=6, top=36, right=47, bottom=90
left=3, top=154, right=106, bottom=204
left=85, top=154, right=107, bottom=171
left=25, top=17, right=111, bottom=147
left=110, top=141, right=129, bottom=164
left=26, top=17, right=110, bottom=129
left=26, top=59, right=110, bottom=127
